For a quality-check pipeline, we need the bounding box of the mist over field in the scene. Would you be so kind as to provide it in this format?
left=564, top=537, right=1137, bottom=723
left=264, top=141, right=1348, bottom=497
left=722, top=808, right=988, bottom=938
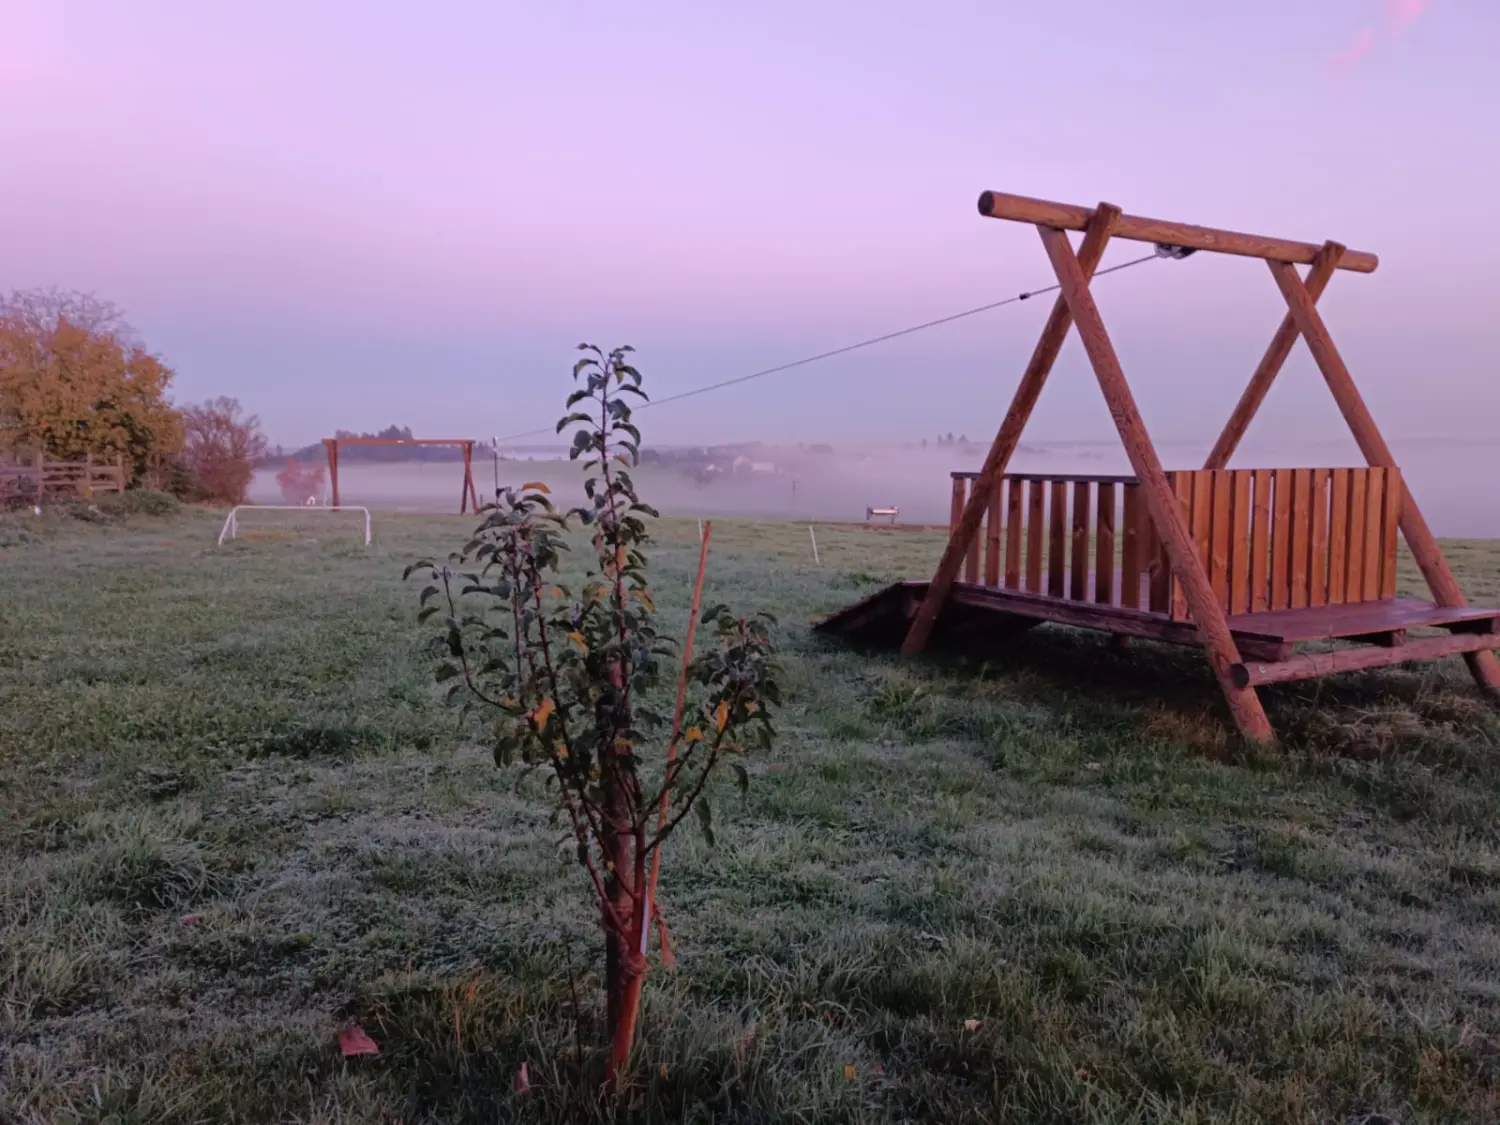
left=250, top=437, right=1500, bottom=537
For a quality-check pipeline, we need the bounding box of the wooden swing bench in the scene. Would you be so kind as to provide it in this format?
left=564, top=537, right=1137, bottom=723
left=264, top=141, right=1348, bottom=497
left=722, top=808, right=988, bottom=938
left=816, top=191, right=1500, bottom=744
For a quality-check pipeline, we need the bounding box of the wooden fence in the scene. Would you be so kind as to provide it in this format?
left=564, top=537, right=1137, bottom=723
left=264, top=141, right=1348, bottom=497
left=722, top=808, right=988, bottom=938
left=0, top=453, right=127, bottom=503
left=949, top=468, right=1402, bottom=621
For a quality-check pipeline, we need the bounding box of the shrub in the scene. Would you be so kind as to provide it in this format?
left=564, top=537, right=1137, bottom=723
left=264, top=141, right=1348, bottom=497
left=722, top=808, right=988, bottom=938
left=407, top=345, right=780, bottom=1087
left=182, top=397, right=267, bottom=505
left=96, top=490, right=180, bottom=518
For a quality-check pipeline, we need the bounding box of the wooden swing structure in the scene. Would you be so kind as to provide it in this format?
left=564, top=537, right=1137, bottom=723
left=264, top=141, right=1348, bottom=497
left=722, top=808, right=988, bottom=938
left=321, top=437, right=481, bottom=514
left=817, top=191, right=1500, bottom=744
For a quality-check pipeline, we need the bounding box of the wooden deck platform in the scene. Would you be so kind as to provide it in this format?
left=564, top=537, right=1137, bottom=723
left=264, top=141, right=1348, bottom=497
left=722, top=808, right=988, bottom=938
left=815, top=580, right=1500, bottom=687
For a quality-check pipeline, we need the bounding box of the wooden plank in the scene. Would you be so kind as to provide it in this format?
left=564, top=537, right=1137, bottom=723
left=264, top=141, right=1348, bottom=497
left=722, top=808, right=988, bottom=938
left=1233, top=632, right=1500, bottom=688
left=1004, top=477, right=1024, bottom=589
left=1170, top=472, right=1194, bottom=620
left=1269, top=469, right=1292, bottom=610
left=1190, top=472, right=1213, bottom=600
left=1228, top=471, right=1252, bottom=615
left=981, top=191, right=1378, bottom=272
left=1147, top=495, right=1172, bottom=615
left=985, top=482, right=1003, bottom=587
left=1288, top=468, right=1312, bottom=609
left=1070, top=481, right=1091, bottom=601
left=1026, top=478, right=1045, bottom=593
left=1120, top=484, right=1143, bottom=609
left=1266, top=258, right=1500, bottom=696
left=1346, top=470, right=1368, bottom=604
left=946, top=583, right=1291, bottom=663
left=1362, top=467, right=1384, bottom=601
left=1048, top=480, right=1068, bottom=597
left=1095, top=481, right=1116, bottom=605
left=949, top=475, right=966, bottom=532
left=1327, top=468, right=1349, bottom=606
left=1208, top=470, right=1231, bottom=610
left=903, top=206, right=1122, bottom=653
left=1249, top=469, right=1271, bottom=613
left=1381, top=468, right=1402, bottom=600
left=1038, top=224, right=1273, bottom=744
left=1203, top=246, right=1345, bottom=470
left=1308, top=469, right=1330, bottom=607
left=959, top=477, right=980, bottom=583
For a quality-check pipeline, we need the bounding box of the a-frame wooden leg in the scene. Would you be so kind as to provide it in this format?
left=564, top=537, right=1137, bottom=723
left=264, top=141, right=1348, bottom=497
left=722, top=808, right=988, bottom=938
left=1268, top=259, right=1500, bottom=698
left=1041, top=224, right=1276, bottom=744
left=1203, top=243, right=1344, bottom=470
left=901, top=204, right=1122, bottom=654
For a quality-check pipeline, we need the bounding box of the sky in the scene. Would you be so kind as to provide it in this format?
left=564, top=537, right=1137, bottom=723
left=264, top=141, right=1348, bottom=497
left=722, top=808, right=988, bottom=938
left=2, top=0, right=1498, bottom=451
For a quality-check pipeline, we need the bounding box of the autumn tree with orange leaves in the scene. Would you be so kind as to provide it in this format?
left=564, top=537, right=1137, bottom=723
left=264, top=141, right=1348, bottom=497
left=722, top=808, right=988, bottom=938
left=0, top=288, right=184, bottom=483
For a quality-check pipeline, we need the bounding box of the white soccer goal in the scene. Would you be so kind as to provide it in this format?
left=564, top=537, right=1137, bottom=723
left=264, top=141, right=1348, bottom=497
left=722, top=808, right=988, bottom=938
left=217, top=505, right=372, bottom=546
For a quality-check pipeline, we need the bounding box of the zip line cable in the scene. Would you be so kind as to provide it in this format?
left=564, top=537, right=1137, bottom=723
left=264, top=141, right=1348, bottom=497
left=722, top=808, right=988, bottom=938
left=492, top=247, right=1172, bottom=445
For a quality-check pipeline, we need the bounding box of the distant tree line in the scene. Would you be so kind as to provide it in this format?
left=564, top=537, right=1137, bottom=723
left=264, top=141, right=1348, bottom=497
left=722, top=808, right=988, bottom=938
left=270, top=425, right=469, bottom=466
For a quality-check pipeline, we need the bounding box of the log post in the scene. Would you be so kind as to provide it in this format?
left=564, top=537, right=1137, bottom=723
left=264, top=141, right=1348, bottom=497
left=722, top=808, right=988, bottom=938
left=324, top=439, right=340, bottom=508
left=902, top=204, right=1121, bottom=654
left=1267, top=259, right=1500, bottom=698
left=1204, top=243, right=1344, bottom=470
left=1042, top=222, right=1274, bottom=744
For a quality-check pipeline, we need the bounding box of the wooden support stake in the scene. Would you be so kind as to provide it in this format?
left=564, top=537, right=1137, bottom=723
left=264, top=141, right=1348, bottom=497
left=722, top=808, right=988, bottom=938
left=1040, top=221, right=1273, bottom=744
left=902, top=205, right=1121, bottom=653
left=1268, top=259, right=1500, bottom=698
left=1204, top=244, right=1343, bottom=469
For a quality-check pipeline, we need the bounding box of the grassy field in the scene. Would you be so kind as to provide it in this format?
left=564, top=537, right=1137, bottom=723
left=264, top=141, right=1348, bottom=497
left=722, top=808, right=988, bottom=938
left=3, top=503, right=1500, bottom=1124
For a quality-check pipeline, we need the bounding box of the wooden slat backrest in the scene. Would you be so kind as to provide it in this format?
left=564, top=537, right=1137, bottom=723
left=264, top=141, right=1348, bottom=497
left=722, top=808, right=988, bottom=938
left=1160, top=467, right=1403, bottom=619
left=945, top=467, right=1400, bottom=613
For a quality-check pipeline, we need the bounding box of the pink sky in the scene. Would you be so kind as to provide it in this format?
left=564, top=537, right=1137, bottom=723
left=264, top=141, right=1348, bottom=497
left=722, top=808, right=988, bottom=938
left=2, top=0, right=1497, bottom=448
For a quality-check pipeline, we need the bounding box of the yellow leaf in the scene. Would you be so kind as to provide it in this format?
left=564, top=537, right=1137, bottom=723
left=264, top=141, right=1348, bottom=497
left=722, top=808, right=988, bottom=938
left=658, top=1063, right=669, bottom=1082
left=715, top=700, right=729, bottom=734
left=684, top=727, right=704, bottom=743
left=745, top=702, right=758, bottom=714
left=530, top=698, right=555, bottom=729
left=521, top=481, right=550, bottom=493
left=843, top=1064, right=856, bottom=1080
left=567, top=631, right=587, bottom=653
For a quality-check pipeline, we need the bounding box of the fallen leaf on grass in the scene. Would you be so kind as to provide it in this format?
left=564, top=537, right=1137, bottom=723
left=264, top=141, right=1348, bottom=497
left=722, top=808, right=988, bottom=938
left=514, top=1061, right=531, bottom=1095
left=844, top=1064, right=856, bottom=1080
left=338, top=1024, right=380, bottom=1057
left=179, top=914, right=203, bottom=927
left=963, top=1019, right=982, bottom=1032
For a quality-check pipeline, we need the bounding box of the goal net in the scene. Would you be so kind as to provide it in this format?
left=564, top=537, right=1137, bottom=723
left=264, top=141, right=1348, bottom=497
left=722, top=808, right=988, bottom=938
left=217, top=505, right=371, bottom=546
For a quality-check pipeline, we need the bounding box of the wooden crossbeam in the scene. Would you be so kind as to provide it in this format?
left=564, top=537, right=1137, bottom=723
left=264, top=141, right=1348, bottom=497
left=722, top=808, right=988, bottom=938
left=1039, top=222, right=1274, bottom=743
left=1267, top=260, right=1500, bottom=698
left=901, top=204, right=1122, bottom=654
left=978, top=191, right=1378, bottom=273
left=1233, top=632, right=1500, bottom=689
left=1204, top=244, right=1344, bottom=470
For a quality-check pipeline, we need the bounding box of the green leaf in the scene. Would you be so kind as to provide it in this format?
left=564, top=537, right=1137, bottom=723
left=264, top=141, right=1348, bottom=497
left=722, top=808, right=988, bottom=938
left=420, top=585, right=440, bottom=606
left=695, top=798, right=715, bottom=847
left=435, top=662, right=461, bottom=683
left=732, top=762, right=749, bottom=796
